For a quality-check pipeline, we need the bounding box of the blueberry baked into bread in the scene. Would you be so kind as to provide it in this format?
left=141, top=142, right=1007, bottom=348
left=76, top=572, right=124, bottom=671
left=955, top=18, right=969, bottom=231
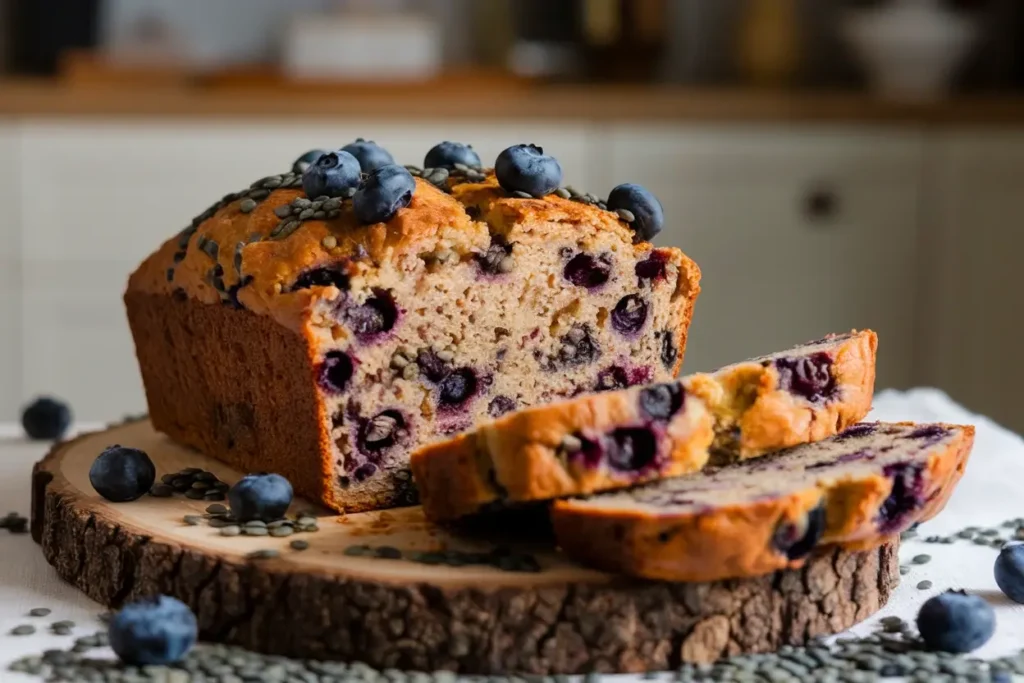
left=412, top=330, right=876, bottom=521
left=552, top=421, right=974, bottom=582
left=125, top=141, right=701, bottom=513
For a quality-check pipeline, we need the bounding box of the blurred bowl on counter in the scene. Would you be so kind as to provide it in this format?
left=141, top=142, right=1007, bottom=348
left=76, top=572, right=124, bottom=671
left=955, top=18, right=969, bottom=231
left=840, top=0, right=981, bottom=99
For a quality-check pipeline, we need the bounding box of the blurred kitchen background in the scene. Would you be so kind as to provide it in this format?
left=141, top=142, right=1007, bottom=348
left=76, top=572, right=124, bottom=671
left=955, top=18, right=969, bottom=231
left=0, top=0, right=1022, bottom=430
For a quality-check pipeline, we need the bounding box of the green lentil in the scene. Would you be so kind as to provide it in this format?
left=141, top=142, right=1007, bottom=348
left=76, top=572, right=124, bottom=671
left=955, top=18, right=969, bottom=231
left=9, top=625, right=35, bottom=635
left=28, top=608, right=51, bottom=617
left=149, top=484, right=174, bottom=497
left=917, top=580, right=934, bottom=590
left=246, top=548, right=279, bottom=560
left=911, top=554, right=931, bottom=565
left=289, top=539, right=309, bottom=551
left=183, top=515, right=203, bottom=526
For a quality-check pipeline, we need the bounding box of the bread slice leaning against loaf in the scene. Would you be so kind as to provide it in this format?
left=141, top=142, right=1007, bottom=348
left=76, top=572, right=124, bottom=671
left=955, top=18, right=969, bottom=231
left=411, top=330, right=877, bottom=521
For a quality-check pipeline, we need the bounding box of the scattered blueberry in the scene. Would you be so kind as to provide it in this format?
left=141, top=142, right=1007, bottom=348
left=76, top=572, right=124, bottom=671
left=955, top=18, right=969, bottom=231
left=227, top=473, right=293, bottom=522
left=611, top=294, right=649, bottom=335
left=774, top=353, right=835, bottom=402
left=487, top=395, right=516, bottom=418
left=89, top=446, right=156, bottom=503
left=563, top=252, right=611, bottom=289
left=108, top=595, right=197, bottom=666
left=639, top=383, right=685, bottom=421
left=438, top=368, right=477, bottom=407
left=316, top=351, right=354, bottom=394
left=353, top=164, right=416, bottom=224
left=917, top=590, right=995, bottom=653
left=494, top=144, right=562, bottom=197
left=995, top=543, right=1024, bottom=604
left=424, top=141, right=481, bottom=169
left=342, top=138, right=395, bottom=172
left=771, top=504, right=826, bottom=560
left=292, top=149, right=326, bottom=174
left=606, top=428, right=658, bottom=473
left=345, top=289, right=398, bottom=337
left=301, top=149, right=361, bottom=199
left=292, top=266, right=349, bottom=291
left=607, top=183, right=665, bottom=242
left=21, top=397, right=72, bottom=441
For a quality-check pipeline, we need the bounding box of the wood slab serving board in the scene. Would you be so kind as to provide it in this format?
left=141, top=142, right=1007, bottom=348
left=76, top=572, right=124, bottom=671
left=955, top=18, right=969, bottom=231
left=31, top=419, right=899, bottom=675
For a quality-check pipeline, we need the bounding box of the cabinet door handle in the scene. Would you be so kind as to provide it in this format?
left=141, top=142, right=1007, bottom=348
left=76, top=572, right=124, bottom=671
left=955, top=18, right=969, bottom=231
left=804, top=185, right=840, bottom=224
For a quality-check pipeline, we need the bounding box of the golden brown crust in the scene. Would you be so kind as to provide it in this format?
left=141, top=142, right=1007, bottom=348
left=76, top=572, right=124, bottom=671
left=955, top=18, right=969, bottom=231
left=411, top=331, right=875, bottom=522
left=124, top=290, right=347, bottom=511
left=126, top=172, right=699, bottom=337
left=550, top=422, right=975, bottom=583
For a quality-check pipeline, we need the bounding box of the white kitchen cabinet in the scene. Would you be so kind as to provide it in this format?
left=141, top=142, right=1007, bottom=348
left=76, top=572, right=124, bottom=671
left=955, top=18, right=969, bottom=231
left=20, top=260, right=145, bottom=422
left=16, top=120, right=592, bottom=420
left=0, top=123, right=20, bottom=421
left=19, top=120, right=592, bottom=265
left=606, top=126, right=925, bottom=390
left=917, top=132, right=1024, bottom=432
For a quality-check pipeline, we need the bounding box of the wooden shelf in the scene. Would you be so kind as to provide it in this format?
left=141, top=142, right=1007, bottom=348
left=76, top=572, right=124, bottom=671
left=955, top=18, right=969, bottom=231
left=2, top=78, right=1024, bottom=124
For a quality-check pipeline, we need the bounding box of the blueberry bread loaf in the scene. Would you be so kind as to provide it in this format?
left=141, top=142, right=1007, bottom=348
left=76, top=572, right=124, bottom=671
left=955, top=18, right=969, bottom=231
left=125, top=142, right=701, bottom=513
left=552, top=421, right=974, bottom=582
left=411, top=330, right=876, bottom=521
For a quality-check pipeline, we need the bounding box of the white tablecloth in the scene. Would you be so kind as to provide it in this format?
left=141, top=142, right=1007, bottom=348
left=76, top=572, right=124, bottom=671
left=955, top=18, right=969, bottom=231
left=0, top=388, right=1020, bottom=680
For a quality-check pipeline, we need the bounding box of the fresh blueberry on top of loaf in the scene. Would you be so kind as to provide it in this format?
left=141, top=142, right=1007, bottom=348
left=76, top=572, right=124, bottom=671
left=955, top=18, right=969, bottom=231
left=607, top=183, right=665, bottom=242
left=424, top=141, right=481, bottom=170
left=227, top=473, right=293, bottom=522
left=21, top=396, right=72, bottom=441
left=292, top=149, right=326, bottom=174
left=495, top=144, right=563, bottom=197
left=89, top=445, right=157, bottom=503
left=353, top=164, right=417, bottom=224
left=302, top=149, right=361, bottom=199
left=342, top=138, right=395, bottom=172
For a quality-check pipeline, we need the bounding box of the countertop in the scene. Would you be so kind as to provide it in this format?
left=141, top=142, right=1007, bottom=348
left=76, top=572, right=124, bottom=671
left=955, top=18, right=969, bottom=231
left=3, top=79, right=1024, bottom=124
left=0, top=387, right=1022, bottom=681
